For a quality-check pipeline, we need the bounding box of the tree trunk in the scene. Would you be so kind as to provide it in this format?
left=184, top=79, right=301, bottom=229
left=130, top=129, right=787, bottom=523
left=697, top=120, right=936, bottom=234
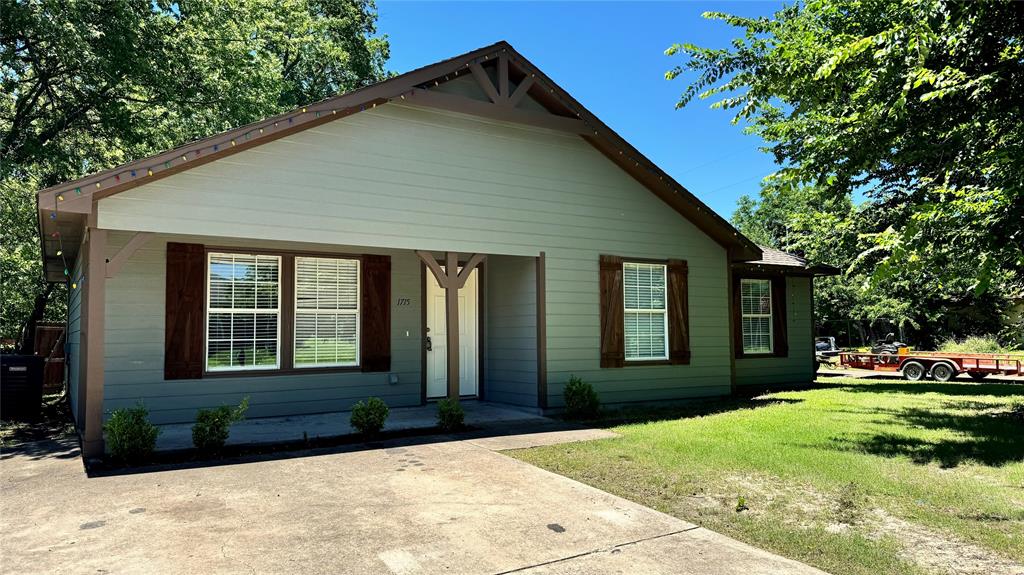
left=18, top=282, right=53, bottom=355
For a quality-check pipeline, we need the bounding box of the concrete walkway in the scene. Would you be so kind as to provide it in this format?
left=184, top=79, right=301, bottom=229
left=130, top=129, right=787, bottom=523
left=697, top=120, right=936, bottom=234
left=155, top=401, right=547, bottom=451
left=1, top=429, right=827, bottom=575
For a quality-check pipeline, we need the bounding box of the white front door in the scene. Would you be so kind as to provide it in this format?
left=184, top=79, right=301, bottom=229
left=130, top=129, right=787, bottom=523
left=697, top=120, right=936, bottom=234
left=426, top=267, right=479, bottom=399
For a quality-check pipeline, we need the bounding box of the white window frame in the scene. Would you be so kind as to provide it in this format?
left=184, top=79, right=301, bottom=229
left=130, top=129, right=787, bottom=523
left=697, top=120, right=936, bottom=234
left=623, top=261, right=670, bottom=362
left=293, top=256, right=361, bottom=368
left=205, top=252, right=282, bottom=372
left=740, top=278, right=773, bottom=354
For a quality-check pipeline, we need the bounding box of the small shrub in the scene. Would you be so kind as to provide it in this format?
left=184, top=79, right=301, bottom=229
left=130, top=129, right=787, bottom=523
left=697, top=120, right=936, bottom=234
left=104, top=403, right=160, bottom=463
left=350, top=397, right=389, bottom=435
left=735, top=495, right=749, bottom=513
left=938, top=335, right=1008, bottom=354
left=192, top=397, right=249, bottom=453
left=563, top=375, right=600, bottom=419
left=437, top=398, right=465, bottom=431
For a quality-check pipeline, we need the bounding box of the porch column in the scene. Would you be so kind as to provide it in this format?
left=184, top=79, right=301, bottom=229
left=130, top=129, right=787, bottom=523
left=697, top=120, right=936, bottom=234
left=80, top=214, right=107, bottom=459
left=416, top=251, right=486, bottom=400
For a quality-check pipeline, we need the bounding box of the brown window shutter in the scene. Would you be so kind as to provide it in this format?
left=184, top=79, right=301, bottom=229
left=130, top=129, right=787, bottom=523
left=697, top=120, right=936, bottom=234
left=667, top=259, right=691, bottom=364
left=360, top=254, right=391, bottom=372
left=771, top=276, right=789, bottom=357
left=599, top=255, right=624, bottom=368
left=165, top=242, right=205, bottom=379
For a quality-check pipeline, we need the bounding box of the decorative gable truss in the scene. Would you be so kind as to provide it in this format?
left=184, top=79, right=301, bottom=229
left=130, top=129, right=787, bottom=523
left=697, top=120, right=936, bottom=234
left=37, top=41, right=761, bottom=282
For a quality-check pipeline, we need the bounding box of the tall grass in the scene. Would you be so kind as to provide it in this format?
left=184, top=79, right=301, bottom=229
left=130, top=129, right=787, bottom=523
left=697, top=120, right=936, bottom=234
left=937, top=335, right=1012, bottom=354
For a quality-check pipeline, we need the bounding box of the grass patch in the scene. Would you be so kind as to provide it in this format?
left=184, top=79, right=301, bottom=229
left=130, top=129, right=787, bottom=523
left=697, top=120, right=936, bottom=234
left=509, top=378, right=1024, bottom=575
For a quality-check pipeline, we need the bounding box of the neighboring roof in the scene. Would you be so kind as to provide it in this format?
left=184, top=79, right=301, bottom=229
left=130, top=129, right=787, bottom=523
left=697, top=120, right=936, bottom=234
left=37, top=41, right=764, bottom=280
left=734, top=246, right=841, bottom=276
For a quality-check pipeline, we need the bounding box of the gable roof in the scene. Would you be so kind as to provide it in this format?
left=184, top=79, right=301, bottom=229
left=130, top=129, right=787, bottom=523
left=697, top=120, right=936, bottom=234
left=37, top=41, right=762, bottom=280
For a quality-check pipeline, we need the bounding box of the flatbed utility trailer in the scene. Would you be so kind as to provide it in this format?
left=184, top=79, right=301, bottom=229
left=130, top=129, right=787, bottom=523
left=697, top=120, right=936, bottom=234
left=839, top=350, right=1023, bottom=382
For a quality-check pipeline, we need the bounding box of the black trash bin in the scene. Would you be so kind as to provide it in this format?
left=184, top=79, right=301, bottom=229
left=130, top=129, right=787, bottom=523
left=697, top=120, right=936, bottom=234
left=1, top=354, right=45, bottom=421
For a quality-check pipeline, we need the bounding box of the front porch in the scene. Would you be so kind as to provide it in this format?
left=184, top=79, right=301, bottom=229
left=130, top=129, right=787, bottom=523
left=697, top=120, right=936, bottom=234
left=153, top=401, right=550, bottom=452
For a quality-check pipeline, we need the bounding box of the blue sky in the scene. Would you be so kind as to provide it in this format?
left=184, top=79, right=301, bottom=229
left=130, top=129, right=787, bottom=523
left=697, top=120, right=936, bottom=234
left=377, top=1, right=780, bottom=219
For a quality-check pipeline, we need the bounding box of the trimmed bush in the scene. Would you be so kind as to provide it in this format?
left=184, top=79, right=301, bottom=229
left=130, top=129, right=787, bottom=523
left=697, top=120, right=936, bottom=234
left=437, top=398, right=465, bottom=431
left=563, top=375, right=600, bottom=419
left=192, top=397, right=249, bottom=453
left=350, top=397, right=389, bottom=435
left=104, top=403, right=160, bottom=463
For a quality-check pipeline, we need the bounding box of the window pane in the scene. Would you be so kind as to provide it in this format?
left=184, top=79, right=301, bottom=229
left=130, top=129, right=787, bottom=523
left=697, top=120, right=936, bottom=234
left=625, top=311, right=667, bottom=360
left=623, top=262, right=668, bottom=360
left=255, top=340, right=277, bottom=366
left=209, top=281, right=232, bottom=309
left=294, top=257, right=360, bottom=367
left=294, top=314, right=317, bottom=365
left=233, top=255, right=257, bottom=282
left=207, top=341, right=231, bottom=368
left=206, top=253, right=280, bottom=371
left=208, top=313, right=232, bottom=340
left=233, top=282, right=255, bottom=308
left=232, top=341, right=255, bottom=367
left=740, top=279, right=773, bottom=354
left=255, top=313, right=277, bottom=340
left=256, top=256, right=278, bottom=282
left=337, top=314, right=358, bottom=363
left=232, top=313, right=255, bottom=340
left=256, top=283, right=278, bottom=309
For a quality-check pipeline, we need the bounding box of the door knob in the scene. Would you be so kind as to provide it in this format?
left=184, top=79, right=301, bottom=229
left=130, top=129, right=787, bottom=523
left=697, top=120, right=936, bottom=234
left=425, top=336, right=432, bottom=351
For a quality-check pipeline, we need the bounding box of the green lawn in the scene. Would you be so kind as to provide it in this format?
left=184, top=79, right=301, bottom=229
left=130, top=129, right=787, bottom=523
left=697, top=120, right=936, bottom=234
left=509, top=377, right=1024, bottom=575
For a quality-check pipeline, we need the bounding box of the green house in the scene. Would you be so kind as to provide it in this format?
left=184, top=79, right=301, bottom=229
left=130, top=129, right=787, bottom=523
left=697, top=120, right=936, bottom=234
left=37, top=42, right=837, bottom=458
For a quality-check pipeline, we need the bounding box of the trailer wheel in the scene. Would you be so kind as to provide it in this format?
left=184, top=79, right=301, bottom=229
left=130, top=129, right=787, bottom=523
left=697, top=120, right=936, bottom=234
left=930, top=362, right=956, bottom=382
left=902, top=361, right=926, bottom=381
left=968, top=371, right=988, bottom=381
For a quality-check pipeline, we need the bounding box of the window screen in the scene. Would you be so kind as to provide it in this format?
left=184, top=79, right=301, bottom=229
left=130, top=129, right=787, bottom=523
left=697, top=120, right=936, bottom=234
left=294, top=257, right=360, bottom=367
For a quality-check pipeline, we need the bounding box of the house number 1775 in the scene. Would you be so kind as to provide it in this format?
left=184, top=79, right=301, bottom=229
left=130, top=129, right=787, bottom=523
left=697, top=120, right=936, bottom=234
left=396, top=298, right=411, bottom=306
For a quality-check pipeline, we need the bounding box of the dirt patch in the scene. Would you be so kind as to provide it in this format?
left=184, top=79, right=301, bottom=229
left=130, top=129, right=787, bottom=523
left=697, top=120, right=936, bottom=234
left=868, top=509, right=1023, bottom=575
left=671, top=472, right=1023, bottom=575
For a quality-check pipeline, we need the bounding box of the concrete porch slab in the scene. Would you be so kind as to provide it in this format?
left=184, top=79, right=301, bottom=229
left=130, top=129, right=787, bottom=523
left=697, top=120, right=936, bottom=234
left=154, top=401, right=553, bottom=451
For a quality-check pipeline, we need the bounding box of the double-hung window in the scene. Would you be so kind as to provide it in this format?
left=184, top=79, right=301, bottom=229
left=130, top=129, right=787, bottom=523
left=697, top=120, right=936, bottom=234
left=206, top=253, right=281, bottom=371
left=623, top=262, right=669, bottom=361
left=294, top=257, right=360, bottom=367
left=740, top=278, right=773, bottom=354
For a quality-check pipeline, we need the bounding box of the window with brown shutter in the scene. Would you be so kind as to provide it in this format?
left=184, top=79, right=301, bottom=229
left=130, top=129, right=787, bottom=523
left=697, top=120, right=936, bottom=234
left=167, top=245, right=392, bottom=378
left=600, top=255, right=690, bottom=368
left=165, top=242, right=205, bottom=379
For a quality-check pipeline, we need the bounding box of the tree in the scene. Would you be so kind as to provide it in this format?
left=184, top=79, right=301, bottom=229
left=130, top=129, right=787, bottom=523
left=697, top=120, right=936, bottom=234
left=731, top=183, right=1015, bottom=348
left=1, top=0, right=388, bottom=349
left=667, top=0, right=1022, bottom=307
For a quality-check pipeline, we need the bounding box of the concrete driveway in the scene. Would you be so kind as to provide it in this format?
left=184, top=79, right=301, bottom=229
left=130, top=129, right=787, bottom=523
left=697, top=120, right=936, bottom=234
left=1, top=430, right=826, bottom=574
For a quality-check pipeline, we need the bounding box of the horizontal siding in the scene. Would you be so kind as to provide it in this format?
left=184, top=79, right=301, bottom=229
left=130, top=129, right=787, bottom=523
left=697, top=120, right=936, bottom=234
left=67, top=252, right=85, bottom=426
left=97, top=103, right=734, bottom=413
left=485, top=255, right=537, bottom=407
left=735, top=276, right=815, bottom=387
left=102, top=232, right=424, bottom=424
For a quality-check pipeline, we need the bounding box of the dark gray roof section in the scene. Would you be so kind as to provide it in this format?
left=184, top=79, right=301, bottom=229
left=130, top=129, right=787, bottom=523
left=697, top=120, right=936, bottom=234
left=751, top=246, right=810, bottom=267
left=737, top=246, right=841, bottom=276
